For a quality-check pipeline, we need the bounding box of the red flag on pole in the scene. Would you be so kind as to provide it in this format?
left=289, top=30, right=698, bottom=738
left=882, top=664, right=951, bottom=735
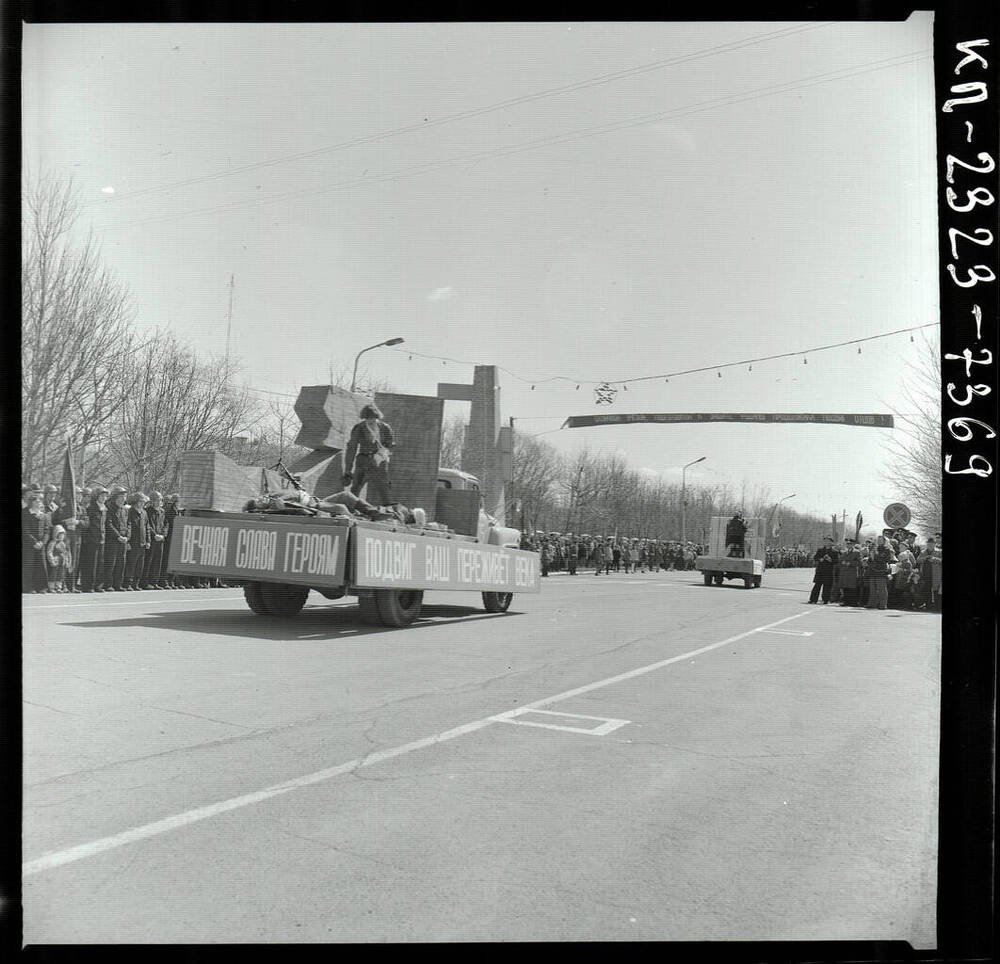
left=854, top=511, right=863, bottom=542
left=60, top=441, right=77, bottom=518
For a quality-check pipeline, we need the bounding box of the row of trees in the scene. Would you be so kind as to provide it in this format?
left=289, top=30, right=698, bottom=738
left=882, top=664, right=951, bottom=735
left=23, top=174, right=941, bottom=542
left=503, top=431, right=841, bottom=546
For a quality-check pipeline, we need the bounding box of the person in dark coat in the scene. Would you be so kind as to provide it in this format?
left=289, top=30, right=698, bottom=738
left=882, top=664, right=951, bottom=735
left=917, top=537, right=942, bottom=611
left=865, top=535, right=895, bottom=610
left=144, top=491, right=168, bottom=588
left=103, top=486, right=131, bottom=591
left=837, top=539, right=862, bottom=607
left=79, top=486, right=108, bottom=591
left=160, top=493, right=183, bottom=588
left=343, top=403, right=395, bottom=507
left=726, top=513, right=748, bottom=558
left=124, top=492, right=151, bottom=589
left=22, top=490, right=51, bottom=593
left=808, top=536, right=839, bottom=604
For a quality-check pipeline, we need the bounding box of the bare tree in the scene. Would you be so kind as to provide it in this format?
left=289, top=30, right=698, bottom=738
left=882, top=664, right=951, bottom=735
left=21, top=174, right=144, bottom=482
left=96, top=333, right=258, bottom=491
left=883, top=333, right=942, bottom=533
left=439, top=414, right=465, bottom=469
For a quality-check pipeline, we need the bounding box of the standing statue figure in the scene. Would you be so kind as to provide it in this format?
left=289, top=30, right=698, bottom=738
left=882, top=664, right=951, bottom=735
left=343, top=403, right=395, bottom=507
left=725, top=512, right=747, bottom=558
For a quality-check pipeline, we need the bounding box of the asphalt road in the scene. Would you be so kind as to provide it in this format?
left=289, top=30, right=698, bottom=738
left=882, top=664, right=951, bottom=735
left=22, top=568, right=940, bottom=945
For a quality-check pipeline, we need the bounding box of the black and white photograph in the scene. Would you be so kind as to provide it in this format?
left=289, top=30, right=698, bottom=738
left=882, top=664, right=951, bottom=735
left=15, top=4, right=997, bottom=952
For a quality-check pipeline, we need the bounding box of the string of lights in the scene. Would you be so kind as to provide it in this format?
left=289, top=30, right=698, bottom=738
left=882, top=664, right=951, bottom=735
left=389, top=322, right=937, bottom=394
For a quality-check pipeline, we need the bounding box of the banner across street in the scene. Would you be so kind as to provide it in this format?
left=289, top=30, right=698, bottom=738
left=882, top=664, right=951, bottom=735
left=563, top=413, right=895, bottom=428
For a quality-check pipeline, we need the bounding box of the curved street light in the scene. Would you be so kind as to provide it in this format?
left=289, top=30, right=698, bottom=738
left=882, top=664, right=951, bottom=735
left=350, top=337, right=405, bottom=392
left=681, top=456, right=706, bottom=543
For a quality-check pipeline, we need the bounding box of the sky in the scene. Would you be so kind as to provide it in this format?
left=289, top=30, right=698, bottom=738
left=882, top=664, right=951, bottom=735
left=22, top=16, right=940, bottom=531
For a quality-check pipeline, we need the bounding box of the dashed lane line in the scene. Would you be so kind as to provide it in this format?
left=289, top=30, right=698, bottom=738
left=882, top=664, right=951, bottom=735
left=23, top=610, right=807, bottom=877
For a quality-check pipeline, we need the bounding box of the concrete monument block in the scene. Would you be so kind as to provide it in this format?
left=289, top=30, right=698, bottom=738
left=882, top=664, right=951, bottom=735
left=293, top=385, right=368, bottom=451
left=180, top=451, right=263, bottom=511
left=373, top=391, right=444, bottom=516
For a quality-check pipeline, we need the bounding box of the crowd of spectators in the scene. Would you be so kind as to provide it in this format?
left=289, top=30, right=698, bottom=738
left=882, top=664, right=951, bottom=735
left=23, top=484, right=943, bottom=613
left=807, top=530, right=942, bottom=611
left=21, top=482, right=235, bottom=593
left=520, top=531, right=818, bottom=577
left=520, top=533, right=704, bottom=576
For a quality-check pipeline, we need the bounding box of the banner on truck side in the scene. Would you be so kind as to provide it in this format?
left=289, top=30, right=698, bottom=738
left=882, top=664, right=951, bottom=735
left=168, top=517, right=348, bottom=588
left=352, top=527, right=541, bottom=593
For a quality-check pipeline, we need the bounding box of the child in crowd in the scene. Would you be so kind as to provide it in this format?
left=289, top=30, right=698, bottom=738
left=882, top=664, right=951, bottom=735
left=46, top=524, right=73, bottom=593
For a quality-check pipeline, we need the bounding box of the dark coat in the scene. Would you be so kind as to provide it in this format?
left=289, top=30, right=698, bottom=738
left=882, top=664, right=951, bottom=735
left=82, top=503, right=107, bottom=546
left=812, top=546, right=839, bottom=582
left=128, top=505, right=150, bottom=548
left=146, top=503, right=167, bottom=538
left=105, top=502, right=131, bottom=545
left=867, top=545, right=893, bottom=576
left=22, top=507, right=50, bottom=551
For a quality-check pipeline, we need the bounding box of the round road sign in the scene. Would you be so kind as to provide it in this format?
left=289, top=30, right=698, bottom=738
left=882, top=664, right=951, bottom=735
left=883, top=502, right=911, bottom=528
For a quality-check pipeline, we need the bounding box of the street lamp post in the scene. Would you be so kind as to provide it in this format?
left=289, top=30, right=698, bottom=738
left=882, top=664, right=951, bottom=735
left=767, top=494, right=796, bottom=548
left=681, top=456, right=706, bottom=544
left=349, top=337, right=405, bottom=393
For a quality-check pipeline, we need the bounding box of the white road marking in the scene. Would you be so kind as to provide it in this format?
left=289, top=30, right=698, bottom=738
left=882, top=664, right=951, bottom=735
left=23, top=610, right=807, bottom=877
left=759, top=629, right=814, bottom=637
left=492, top=708, right=631, bottom=736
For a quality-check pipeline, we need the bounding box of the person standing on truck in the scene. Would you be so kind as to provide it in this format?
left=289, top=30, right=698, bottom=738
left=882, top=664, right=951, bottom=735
left=726, top=513, right=748, bottom=558
left=343, top=403, right=395, bottom=507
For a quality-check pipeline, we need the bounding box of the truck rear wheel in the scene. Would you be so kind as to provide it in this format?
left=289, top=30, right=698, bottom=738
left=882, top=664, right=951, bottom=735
left=374, top=589, right=424, bottom=627
left=713, top=573, right=724, bottom=586
left=260, top=583, right=309, bottom=617
left=244, top=582, right=270, bottom=615
left=702, top=571, right=712, bottom=586
left=743, top=575, right=752, bottom=589
left=482, top=591, right=513, bottom=613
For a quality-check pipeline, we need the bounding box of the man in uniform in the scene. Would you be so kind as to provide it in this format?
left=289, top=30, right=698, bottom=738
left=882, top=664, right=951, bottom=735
left=103, top=485, right=131, bottom=591
left=343, top=403, right=395, bottom=507
left=144, top=491, right=168, bottom=588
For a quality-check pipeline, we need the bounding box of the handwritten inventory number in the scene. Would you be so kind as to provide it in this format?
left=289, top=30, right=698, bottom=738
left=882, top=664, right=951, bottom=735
left=942, top=39, right=996, bottom=477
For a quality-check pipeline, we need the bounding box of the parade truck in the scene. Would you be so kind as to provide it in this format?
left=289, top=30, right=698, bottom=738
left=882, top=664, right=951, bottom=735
left=166, top=379, right=541, bottom=625
left=167, top=501, right=540, bottom=626
left=695, top=515, right=766, bottom=589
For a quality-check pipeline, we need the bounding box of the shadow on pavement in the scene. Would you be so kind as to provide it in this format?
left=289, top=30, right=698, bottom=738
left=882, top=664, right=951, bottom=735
left=62, top=602, right=523, bottom=641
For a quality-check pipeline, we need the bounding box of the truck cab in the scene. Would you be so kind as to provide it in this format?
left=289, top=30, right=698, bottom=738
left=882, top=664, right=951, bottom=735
left=437, top=467, right=481, bottom=491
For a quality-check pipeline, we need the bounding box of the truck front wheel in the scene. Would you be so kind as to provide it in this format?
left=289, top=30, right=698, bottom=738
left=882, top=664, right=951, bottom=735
left=702, top=571, right=712, bottom=586
left=261, top=583, right=309, bottom=617
left=482, top=591, right=513, bottom=613
left=374, top=589, right=424, bottom=627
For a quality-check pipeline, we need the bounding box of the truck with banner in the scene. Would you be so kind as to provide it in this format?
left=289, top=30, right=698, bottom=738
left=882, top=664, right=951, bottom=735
left=167, top=506, right=541, bottom=625
left=695, top=515, right=766, bottom=589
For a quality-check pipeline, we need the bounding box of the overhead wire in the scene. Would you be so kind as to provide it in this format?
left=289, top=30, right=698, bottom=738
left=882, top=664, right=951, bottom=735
left=96, top=48, right=930, bottom=233
left=389, top=322, right=938, bottom=389
left=90, top=21, right=836, bottom=207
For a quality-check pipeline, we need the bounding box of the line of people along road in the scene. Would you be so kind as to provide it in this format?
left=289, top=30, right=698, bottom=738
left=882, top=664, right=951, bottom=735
left=21, top=483, right=230, bottom=593
left=807, top=533, right=941, bottom=611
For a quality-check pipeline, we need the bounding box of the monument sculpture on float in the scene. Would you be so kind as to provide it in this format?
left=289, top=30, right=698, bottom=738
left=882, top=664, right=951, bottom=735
left=178, top=365, right=511, bottom=525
